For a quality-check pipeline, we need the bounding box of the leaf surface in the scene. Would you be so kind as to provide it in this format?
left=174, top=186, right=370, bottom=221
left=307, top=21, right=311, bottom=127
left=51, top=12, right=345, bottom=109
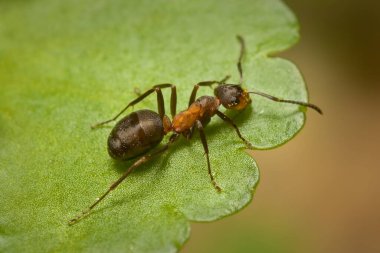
left=0, top=0, right=308, bottom=252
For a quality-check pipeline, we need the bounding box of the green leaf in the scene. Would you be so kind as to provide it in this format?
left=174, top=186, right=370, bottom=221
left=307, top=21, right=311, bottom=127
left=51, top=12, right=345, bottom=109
left=0, top=0, right=309, bottom=252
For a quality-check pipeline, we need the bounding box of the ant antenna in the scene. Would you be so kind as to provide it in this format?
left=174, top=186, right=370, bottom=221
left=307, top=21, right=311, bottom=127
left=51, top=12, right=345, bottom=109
left=236, top=35, right=245, bottom=85
left=248, top=90, right=323, bottom=114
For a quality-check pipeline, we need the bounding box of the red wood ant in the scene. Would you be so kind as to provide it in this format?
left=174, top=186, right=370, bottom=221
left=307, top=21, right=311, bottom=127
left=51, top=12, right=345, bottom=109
left=69, top=36, right=322, bottom=225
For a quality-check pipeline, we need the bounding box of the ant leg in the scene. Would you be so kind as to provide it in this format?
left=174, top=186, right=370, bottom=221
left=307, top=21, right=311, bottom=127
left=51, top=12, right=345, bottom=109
left=153, top=85, right=177, bottom=118
left=236, top=35, right=245, bottom=85
left=68, top=133, right=180, bottom=225
left=188, top=76, right=230, bottom=107
left=196, top=120, right=222, bottom=192
left=248, top=91, right=323, bottom=114
left=92, top=83, right=177, bottom=129
left=155, top=84, right=177, bottom=118
left=215, top=110, right=254, bottom=149
left=188, top=81, right=218, bottom=107
left=170, top=85, right=177, bottom=117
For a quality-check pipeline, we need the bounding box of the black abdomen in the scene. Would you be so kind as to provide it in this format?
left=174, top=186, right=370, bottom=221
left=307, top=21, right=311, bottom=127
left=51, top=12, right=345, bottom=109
left=107, top=110, right=164, bottom=160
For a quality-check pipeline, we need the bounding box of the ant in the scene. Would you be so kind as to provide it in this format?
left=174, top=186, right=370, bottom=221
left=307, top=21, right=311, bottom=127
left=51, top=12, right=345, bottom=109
left=69, top=35, right=322, bottom=225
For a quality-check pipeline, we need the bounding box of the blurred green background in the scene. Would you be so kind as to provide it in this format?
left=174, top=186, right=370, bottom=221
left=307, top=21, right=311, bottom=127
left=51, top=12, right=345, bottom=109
left=183, top=1, right=380, bottom=253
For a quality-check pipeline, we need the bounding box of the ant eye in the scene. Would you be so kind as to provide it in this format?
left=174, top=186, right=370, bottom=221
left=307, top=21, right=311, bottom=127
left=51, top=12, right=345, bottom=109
left=234, top=98, right=240, bottom=105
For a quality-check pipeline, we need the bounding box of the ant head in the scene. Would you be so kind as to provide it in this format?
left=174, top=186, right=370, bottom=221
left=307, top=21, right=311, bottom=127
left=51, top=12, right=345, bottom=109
left=214, top=84, right=251, bottom=110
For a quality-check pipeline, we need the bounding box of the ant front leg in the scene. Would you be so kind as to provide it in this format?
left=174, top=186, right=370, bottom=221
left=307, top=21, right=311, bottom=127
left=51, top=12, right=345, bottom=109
left=196, top=120, right=222, bottom=192
left=215, top=110, right=254, bottom=149
left=92, top=83, right=177, bottom=129
left=188, top=76, right=230, bottom=106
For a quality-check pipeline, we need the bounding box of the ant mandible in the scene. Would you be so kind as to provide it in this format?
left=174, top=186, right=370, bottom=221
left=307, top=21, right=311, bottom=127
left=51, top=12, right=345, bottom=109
left=69, top=36, right=322, bottom=225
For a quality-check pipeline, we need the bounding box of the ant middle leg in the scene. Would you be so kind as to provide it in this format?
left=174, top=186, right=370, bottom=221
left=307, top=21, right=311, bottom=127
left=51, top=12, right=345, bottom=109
left=196, top=120, right=222, bottom=192
left=215, top=110, right=254, bottom=149
left=92, top=83, right=177, bottom=129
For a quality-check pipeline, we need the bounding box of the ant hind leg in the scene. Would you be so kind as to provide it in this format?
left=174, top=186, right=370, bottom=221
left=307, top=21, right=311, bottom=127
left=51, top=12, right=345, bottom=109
left=68, top=133, right=179, bottom=225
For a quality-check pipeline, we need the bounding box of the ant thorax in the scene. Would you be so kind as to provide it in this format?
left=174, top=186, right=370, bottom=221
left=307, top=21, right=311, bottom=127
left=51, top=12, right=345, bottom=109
left=171, top=96, right=220, bottom=133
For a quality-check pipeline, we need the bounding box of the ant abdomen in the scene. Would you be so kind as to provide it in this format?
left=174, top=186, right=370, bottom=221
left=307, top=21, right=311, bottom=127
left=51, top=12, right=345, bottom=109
left=107, top=109, right=164, bottom=160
